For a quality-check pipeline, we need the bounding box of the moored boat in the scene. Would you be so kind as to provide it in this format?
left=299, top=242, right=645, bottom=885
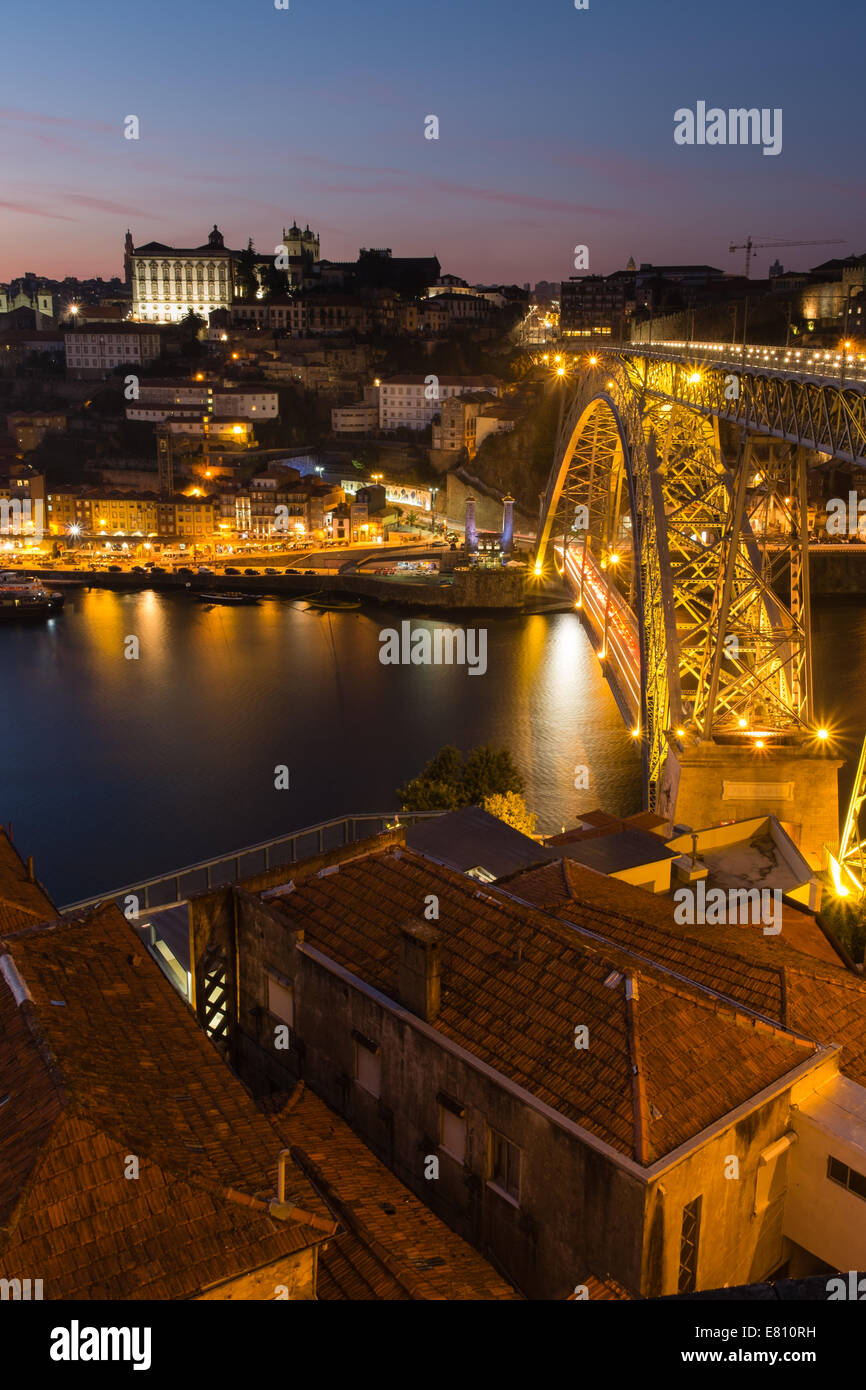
left=196, top=591, right=260, bottom=605
left=0, top=573, right=64, bottom=621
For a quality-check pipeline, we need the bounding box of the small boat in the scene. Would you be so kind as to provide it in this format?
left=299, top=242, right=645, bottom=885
left=196, top=591, right=260, bottom=606
left=0, top=573, right=64, bottom=621
left=305, top=594, right=361, bottom=611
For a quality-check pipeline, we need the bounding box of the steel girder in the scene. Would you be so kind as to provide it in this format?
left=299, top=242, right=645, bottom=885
left=625, top=351, right=866, bottom=465
left=538, top=359, right=810, bottom=810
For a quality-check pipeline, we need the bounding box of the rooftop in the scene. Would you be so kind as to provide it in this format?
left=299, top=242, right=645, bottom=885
left=0, top=902, right=337, bottom=1299
left=263, top=1083, right=519, bottom=1300
left=265, top=844, right=821, bottom=1165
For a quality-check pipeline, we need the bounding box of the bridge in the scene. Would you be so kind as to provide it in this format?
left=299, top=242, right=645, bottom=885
left=536, top=344, right=855, bottom=866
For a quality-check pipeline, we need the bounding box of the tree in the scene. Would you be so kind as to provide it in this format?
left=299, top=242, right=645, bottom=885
left=482, top=792, right=537, bottom=837
left=398, top=744, right=524, bottom=812
left=235, top=239, right=259, bottom=300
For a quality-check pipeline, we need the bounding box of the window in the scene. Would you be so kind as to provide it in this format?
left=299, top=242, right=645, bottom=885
left=488, top=1127, right=520, bottom=1203
left=439, top=1097, right=466, bottom=1163
left=354, top=1033, right=381, bottom=1098
left=827, top=1155, right=866, bottom=1201
left=678, top=1196, right=702, bottom=1293
left=266, top=972, right=293, bottom=1025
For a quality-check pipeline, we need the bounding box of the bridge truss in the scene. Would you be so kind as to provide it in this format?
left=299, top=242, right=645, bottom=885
left=537, top=352, right=823, bottom=810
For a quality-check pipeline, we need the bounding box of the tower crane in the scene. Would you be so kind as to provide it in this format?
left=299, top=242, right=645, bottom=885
left=728, top=236, right=845, bottom=279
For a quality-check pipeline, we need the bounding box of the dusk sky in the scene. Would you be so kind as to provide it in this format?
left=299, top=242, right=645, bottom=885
left=1, top=0, right=863, bottom=285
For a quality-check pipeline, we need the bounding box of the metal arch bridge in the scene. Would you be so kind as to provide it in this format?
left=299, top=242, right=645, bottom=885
left=535, top=346, right=866, bottom=812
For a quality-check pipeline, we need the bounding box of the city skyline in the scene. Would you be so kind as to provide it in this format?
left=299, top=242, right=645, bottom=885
left=1, top=0, right=862, bottom=285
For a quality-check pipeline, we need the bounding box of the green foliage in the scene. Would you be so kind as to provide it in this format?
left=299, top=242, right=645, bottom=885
left=398, top=744, right=524, bottom=812
left=482, top=792, right=537, bottom=837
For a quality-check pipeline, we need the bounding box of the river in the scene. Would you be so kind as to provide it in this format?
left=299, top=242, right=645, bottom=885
left=2, top=589, right=862, bottom=904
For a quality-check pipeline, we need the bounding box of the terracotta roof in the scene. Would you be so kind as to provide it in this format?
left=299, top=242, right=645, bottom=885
left=263, top=1083, right=520, bottom=1300
left=267, top=847, right=819, bottom=1164
left=0, top=828, right=56, bottom=933
left=569, top=1272, right=634, bottom=1300
left=502, top=857, right=866, bottom=1088
left=0, top=904, right=336, bottom=1299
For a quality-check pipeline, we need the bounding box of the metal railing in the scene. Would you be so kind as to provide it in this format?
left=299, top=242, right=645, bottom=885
left=60, top=811, right=444, bottom=915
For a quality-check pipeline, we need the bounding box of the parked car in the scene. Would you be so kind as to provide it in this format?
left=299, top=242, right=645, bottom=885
left=131, top=565, right=147, bottom=574
left=224, top=566, right=241, bottom=575
left=149, top=565, right=166, bottom=574
left=264, top=567, right=279, bottom=575
left=177, top=567, right=194, bottom=576
left=244, top=568, right=259, bottom=576
left=197, top=566, right=215, bottom=574
left=107, top=565, right=123, bottom=573
left=303, top=569, right=317, bottom=575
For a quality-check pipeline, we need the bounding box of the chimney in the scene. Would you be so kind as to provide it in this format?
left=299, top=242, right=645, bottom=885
left=398, top=921, right=442, bottom=1023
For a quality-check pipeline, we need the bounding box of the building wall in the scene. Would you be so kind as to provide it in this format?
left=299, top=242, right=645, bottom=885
left=226, top=890, right=647, bottom=1299
left=194, top=1247, right=317, bottom=1301
left=641, top=1088, right=804, bottom=1296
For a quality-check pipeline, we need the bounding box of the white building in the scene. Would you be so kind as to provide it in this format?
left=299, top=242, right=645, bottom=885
left=379, top=375, right=499, bottom=432
left=130, top=225, right=238, bottom=324
left=65, top=326, right=161, bottom=379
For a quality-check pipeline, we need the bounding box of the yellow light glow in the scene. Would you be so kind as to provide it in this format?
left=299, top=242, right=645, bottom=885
left=533, top=560, right=542, bottom=577
left=609, top=552, right=620, bottom=565
left=631, top=727, right=640, bottom=738
left=556, top=366, right=566, bottom=377
left=675, top=728, right=685, bottom=738
left=688, top=372, right=702, bottom=384
left=738, top=717, right=748, bottom=729
left=232, top=425, right=244, bottom=434
left=817, top=728, right=829, bottom=741
left=589, top=356, right=598, bottom=365
left=755, top=739, right=765, bottom=749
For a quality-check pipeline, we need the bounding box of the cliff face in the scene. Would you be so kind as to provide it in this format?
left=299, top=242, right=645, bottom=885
left=471, top=389, right=559, bottom=512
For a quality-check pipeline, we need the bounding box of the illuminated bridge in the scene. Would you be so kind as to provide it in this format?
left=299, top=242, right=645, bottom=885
left=535, top=345, right=859, bottom=865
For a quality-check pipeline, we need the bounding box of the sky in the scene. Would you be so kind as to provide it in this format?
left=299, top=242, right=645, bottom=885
left=1, top=0, right=863, bottom=286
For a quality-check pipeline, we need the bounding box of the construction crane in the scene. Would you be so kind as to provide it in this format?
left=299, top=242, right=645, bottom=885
left=728, top=236, right=845, bottom=279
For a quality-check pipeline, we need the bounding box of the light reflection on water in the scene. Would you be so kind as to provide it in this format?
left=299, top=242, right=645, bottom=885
left=1, top=589, right=859, bottom=903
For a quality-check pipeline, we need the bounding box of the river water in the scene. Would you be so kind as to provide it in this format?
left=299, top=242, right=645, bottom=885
left=1, top=589, right=862, bottom=904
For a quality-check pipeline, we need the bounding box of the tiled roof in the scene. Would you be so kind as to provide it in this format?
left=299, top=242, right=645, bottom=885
left=0, top=829, right=56, bottom=933
left=263, top=1083, right=520, bottom=1300
left=0, top=904, right=336, bottom=1299
left=502, top=857, right=866, bottom=1087
left=569, top=1272, right=634, bottom=1300
left=269, top=848, right=819, bottom=1164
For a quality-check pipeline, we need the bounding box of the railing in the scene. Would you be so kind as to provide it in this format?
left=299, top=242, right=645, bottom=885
left=623, top=340, right=866, bottom=387
left=60, top=811, right=444, bottom=915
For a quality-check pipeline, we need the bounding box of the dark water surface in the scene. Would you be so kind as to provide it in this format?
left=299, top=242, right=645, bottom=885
left=2, top=589, right=862, bottom=904
left=1, top=589, right=643, bottom=902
